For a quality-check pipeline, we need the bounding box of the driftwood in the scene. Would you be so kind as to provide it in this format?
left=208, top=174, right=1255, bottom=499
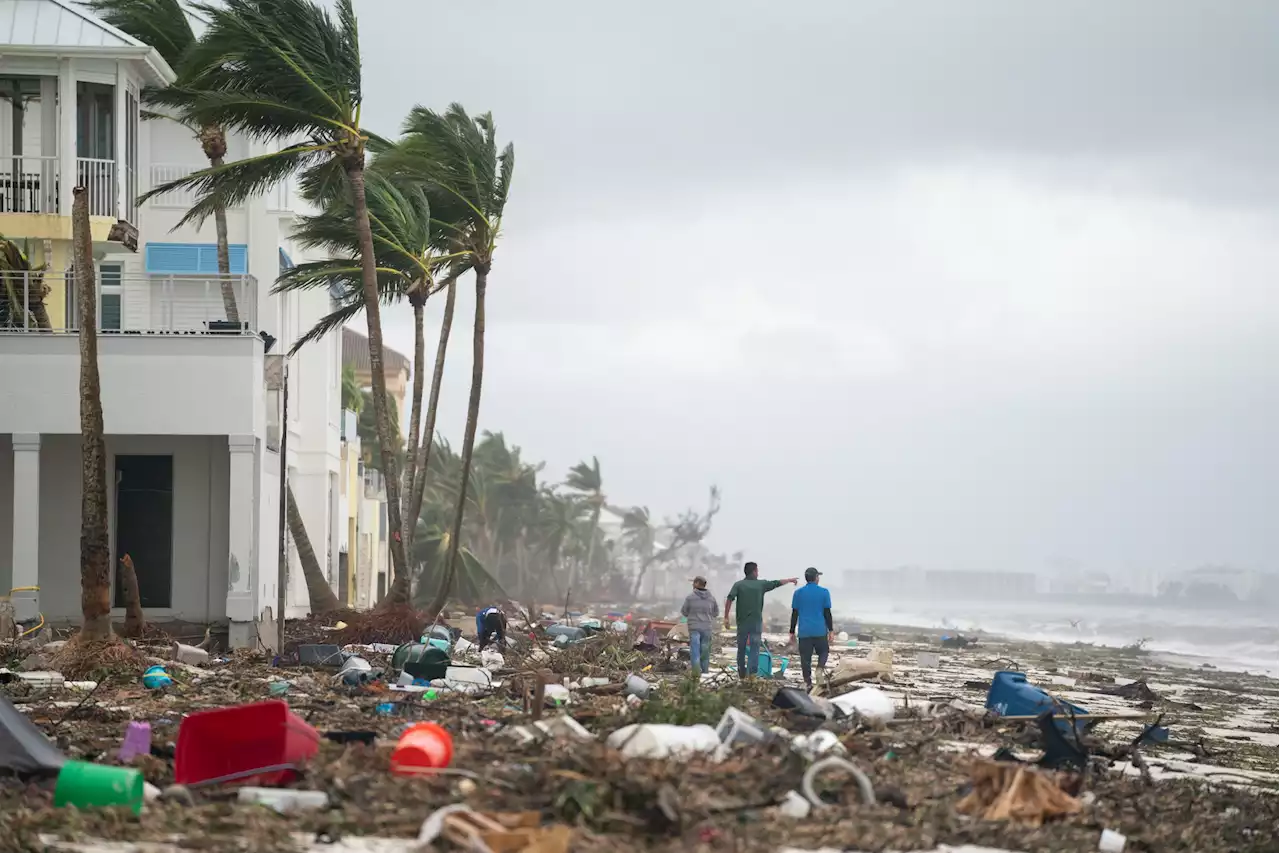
left=955, top=760, right=1081, bottom=825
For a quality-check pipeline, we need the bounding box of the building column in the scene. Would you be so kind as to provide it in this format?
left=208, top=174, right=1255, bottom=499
left=225, top=435, right=257, bottom=647
left=11, top=435, right=41, bottom=622
left=57, top=60, right=75, bottom=217
left=114, top=62, right=128, bottom=220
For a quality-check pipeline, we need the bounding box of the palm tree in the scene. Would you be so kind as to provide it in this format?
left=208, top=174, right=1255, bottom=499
left=286, top=485, right=341, bottom=613
left=72, top=186, right=112, bottom=640
left=384, top=105, right=514, bottom=616
left=85, top=0, right=240, bottom=320
left=274, top=166, right=468, bottom=604
left=140, top=0, right=411, bottom=582
left=0, top=237, right=51, bottom=330
left=564, top=458, right=604, bottom=613
left=340, top=364, right=363, bottom=414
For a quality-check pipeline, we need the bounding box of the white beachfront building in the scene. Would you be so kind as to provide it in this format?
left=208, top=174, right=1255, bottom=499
left=0, top=0, right=345, bottom=647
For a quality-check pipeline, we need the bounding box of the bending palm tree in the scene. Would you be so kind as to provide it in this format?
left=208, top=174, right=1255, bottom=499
left=140, top=0, right=411, bottom=582
left=383, top=105, right=514, bottom=616
left=86, top=0, right=240, bottom=320
left=564, top=458, right=604, bottom=614
left=276, top=167, right=468, bottom=604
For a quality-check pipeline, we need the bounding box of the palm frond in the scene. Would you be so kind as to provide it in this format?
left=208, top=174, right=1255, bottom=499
left=138, top=144, right=323, bottom=227
left=182, top=0, right=361, bottom=136
left=83, top=0, right=196, bottom=71
left=286, top=274, right=404, bottom=354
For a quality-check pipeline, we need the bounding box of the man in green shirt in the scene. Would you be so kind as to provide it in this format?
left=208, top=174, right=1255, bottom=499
left=724, top=562, right=798, bottom=679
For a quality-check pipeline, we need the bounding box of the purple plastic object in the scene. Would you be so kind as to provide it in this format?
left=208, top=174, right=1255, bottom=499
left=118, top=721, right=152, bottom=763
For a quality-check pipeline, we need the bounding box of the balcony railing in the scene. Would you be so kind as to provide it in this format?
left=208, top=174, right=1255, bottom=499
left=77, top=158, right=117, bottom=217
left=0, top=270, right=258, bottom=334
left=0, top=156, right=60, bottom=214
left=148, top=164, right=198, bottom=209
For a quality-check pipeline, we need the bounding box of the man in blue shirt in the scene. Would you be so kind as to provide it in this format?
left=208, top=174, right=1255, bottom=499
left=789, top=567, right=833, bottom=690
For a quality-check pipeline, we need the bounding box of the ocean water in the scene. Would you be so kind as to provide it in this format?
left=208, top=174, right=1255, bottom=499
left=836, top=597, right=1279, bottom=677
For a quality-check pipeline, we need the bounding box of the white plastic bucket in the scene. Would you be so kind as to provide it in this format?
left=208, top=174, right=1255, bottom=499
left=829, top=686, right=895, bottom=724
left=606, top=724, right=720, bottom=759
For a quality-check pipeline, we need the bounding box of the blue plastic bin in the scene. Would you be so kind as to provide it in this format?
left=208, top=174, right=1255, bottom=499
left=986, top=671, right=1091, bottom=733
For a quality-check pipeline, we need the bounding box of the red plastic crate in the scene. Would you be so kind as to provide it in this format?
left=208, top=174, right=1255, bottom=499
left=174, top=700, right=319, bottom=786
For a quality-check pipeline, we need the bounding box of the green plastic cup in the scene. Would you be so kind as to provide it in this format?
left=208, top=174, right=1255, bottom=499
left=54, top=760, right=144, bottom=814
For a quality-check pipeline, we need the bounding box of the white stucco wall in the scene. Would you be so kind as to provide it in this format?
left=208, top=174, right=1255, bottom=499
left=0, top=334, right=263, bottom=436
left=0, top=434, right=230, bottom=623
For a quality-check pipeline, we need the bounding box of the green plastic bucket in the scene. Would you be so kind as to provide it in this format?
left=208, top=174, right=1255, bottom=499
left=54, top=761, right=144, bottom=814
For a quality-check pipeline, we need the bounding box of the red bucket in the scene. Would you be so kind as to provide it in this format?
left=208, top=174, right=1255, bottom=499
left=174, top=700, right=319, bottom=786
left=390, top=722, right=453, bottom=776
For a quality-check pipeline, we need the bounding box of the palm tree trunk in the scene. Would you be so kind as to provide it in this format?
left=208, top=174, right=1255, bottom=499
left=346, top=162, right=409, bottom=587
left=119, top=554, right=146, bottom=637
left=286, top=484, right=341, bottom=614
left=73, top=186, right=112, bottom=640
left=399, top=293, right=426, bottom=549
left=564, top=503, right=600, bottom=616
left=385, top=275, right=458, bottom=606
left=407, top=273, right=458, bottom=531
left=430, top=267, right=487, bottom=616
left=208, top=154, right=239, bottom=324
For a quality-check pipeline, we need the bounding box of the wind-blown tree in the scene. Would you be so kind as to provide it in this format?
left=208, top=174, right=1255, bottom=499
left=140, top=0, right=410, bottom=582
left=0, top=237, right=51, bottom=330
left=72, top=186, right=112, bottom=640
left=384, top=105, right=514, bottom=616
left=275, top=170, right=466, bottom=611
left=285, top=486, right=341, bottom=614
left=630, top=486, right=722, bottom=598
left=274, top=166, right=468, bottom=605
left=340, top=364, right=363, bottom=414
left=563, top=458, right=604, bottom=613
left=86, top=0, right=240, bottom=320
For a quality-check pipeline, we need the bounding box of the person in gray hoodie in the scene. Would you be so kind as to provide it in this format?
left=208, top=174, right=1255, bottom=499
left=680, top=576, right=719, bottom=674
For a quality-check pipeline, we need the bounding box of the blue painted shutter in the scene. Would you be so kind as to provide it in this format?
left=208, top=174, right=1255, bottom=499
left=146, top=243, right=247, bottom=274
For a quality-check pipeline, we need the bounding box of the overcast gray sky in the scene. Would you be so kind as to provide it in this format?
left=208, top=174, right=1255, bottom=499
left=353, top=0, right=1278, bottom=579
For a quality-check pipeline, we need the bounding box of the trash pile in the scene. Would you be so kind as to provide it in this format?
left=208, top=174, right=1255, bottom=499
left=0, top=612, right=1274, bottom=853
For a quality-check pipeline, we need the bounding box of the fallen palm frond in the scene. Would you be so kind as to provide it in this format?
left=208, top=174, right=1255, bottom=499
left=334, top=605, right=430, bottom=646
left=47, top=634, right=144, bottom=680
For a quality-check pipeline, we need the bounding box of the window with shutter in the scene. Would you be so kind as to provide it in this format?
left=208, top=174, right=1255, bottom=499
left=145, top=243, right=248, bottom=274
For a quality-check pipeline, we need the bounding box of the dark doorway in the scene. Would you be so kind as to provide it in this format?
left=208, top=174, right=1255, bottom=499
left=376, top=571, right=386, bottom=603
left=114, top=455, right=174, bottom=608
left=338, top=552, right=349, bottom=604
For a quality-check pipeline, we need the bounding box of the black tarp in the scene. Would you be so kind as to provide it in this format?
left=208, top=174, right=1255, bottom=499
left=0, top=693, right=65, bottom=776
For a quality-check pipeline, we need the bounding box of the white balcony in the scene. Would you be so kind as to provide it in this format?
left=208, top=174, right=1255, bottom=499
left=0, top=271, right=265, bottom=437
left=0, top=155, right=59, bottom=213
left=0, top=270, right=258, bottom=333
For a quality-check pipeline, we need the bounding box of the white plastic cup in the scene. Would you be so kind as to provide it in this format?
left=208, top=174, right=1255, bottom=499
left=1098, top=829, right=1126, bottom=853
